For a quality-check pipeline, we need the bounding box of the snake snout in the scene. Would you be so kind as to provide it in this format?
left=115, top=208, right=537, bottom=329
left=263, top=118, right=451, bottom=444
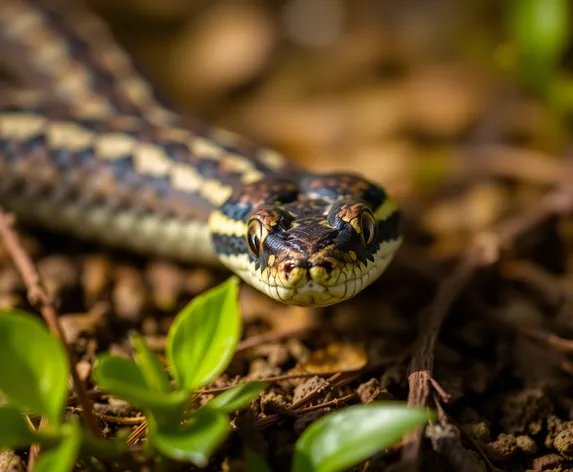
left=278, top=258, right=309, bottom=288
left=279, top=258, right=337, bottom=289
left=308, top=260, right=336, bottom=286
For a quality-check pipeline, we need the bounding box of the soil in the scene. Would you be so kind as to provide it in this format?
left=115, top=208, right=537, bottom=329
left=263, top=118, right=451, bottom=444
left=3, top=1, right=573, bottom=471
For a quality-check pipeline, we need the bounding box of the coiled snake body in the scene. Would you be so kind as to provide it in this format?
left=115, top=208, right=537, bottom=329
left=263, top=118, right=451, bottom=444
left=0, top=1, right=402, bottom=306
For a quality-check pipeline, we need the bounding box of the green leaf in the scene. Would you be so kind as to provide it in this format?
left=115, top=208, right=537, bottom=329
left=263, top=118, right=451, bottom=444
left=0, top=407, right=61, bottom=449
left=0, top=406, right=39, bottom=448
left=166, top=277, right=242, bottom=391
left=34, top=421, right=81, bottom=472
left=80, top=433, right=127, bottom=460
left=508, top=0, right=570, bottom=93
left=244, top=448, right=272, bottom=472
left=0, top=310, right=68, bottom=424
left=151, top=407, right=229, bottom=466
left=208, top=382, right=266, bottom=413
left=131, top=333, right=171, bottom=393
left=292, top=403, right=435, bottom=472
left=92, top=354, right=190, bottom=418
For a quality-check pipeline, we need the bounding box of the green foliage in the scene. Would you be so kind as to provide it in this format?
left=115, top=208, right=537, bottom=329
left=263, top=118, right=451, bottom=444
left=0, top=310, right=124, bottom=471
left=507, top=0, right=570, bottom=94
left=92, top=353, right=191, bottom=427
left=0, top=406, right=43, bottom=449
left=92, top=276, right=261, bottom=466
left=166, top=276, right=242, bottom=391
left=207, top=381, right=267, bottom=413
left=132, top=333, right=172, bottom=393
left=0, top=280, right=431, bottom=472
left=34, top=421, right=82, bottom=472
left=291, top=403, right=435, bottom=472
left=0, top=277, right=255, bottom=469
left=0, top=310, right=68, bottom=424
left=150, top=408, right=229, bottom=466
left=244, top=448, right=273, bottom=472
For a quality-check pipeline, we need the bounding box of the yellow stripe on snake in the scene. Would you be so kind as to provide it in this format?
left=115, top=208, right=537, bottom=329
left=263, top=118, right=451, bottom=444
left=0, top=0, right=402, bottom=306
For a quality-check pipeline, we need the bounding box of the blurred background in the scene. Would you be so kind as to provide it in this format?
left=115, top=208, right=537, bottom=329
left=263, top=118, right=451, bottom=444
left=86, top=0, right=573, bottom=260
left=1, top=3, right=572, bottom=469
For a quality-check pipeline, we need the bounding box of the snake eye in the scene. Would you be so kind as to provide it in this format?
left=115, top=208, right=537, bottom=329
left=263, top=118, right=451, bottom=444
left=360, top=211, right=377, bottom=248
left=246, top=218, right=267, bottom=258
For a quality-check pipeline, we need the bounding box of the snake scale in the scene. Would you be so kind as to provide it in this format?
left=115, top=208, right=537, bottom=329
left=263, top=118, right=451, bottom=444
left=0, top=0, right=402, bottom=306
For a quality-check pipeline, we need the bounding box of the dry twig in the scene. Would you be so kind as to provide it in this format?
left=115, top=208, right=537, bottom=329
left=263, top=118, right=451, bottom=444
left=236, top=323, right=320, bottom=352
left=400, top=186, right=573, bottom=469
left=0, top=210, right=100, bottom=437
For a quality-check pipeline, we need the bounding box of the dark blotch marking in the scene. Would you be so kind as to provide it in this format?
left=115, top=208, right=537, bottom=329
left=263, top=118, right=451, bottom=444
left=301, top=173, right=387, bottom=209
left=0, top=138, right=17, bottom=163
left=212, top=233, right=249, bottom=258
left=220, top=178, right=299, bottom=222
left=378, top=210, right=402, bottom=242
left=21, top=134, right=45, bottom=154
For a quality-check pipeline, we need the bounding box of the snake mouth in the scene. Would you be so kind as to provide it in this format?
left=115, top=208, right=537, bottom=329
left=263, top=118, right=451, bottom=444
left=218, top=237, right=402, bottom=306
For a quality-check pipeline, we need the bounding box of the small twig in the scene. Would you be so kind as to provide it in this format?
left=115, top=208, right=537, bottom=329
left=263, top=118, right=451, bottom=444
left=402, top=251, right=479, bottom=466
left=401, top=185, right=573, bottom=468
left=429, top=393, right=498, bottom=472
left=296, top=393, right=356, bottom=414
left=236, top=324, right=319, bottom=352
left=195, top=371, right=347, bottom=395
left=252, top=352, right=406, bottom=430
left=512, top=324, right=573, bottom=354
left=254, top=372, right=343, bottom=429
left=510, top=330, right=573, bottom=376
left=0, top=210, right=100, bottom=437
left=501, top=260, right=572, bottom=306
left=26, top=415, right=45, bottom=471
left=473, top=298, right=573, bottom=375
left=254, top=371, right=363, bottom=430
left=429, top=378, right=452, bottom=404
left=445, top=411, right=501, bottom=472
left=291, top=372, right=344, bottom=410
left=68, top=407, right=145, bottom=425
left=126, top=421, right=148, bottom=447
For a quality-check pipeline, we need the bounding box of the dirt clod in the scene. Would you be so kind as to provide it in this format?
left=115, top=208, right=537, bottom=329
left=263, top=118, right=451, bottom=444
left=357, top=378, right=393, bottom=404
left=531, top=453, right=563, bottom=471
left=292, top=376, right=329, bottom=405
left=462, top=422, right=491, bottom=443
left=488, top=433, right=518, bottom=461
left=554, top=429, right=573, bottom=459
left=516, top=435, right=537, bottom=455
left=500, top=388, right=554, bottom=435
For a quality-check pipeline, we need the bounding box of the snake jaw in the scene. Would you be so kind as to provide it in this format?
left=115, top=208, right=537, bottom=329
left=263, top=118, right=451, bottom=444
left=217, top=235, right=402, bottom=306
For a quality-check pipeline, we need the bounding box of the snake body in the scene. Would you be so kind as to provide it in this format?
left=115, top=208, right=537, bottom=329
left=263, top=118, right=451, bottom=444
left=0, top=1, right=402, bottom=306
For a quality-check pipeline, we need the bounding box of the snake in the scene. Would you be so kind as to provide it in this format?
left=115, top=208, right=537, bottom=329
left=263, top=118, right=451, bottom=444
left=0, top=0, right=402, bottom=307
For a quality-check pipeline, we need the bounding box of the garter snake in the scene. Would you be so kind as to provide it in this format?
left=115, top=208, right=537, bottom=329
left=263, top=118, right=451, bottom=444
left=0, top=0, right=402, bottom=306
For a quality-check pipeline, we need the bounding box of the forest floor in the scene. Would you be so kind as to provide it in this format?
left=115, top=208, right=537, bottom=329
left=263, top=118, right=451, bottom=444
left=3, top=1, right=573, bottom=471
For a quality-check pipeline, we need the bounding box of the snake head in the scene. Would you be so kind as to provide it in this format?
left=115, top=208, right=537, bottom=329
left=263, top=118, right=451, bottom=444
left=209, top=175, right=402, bottom=306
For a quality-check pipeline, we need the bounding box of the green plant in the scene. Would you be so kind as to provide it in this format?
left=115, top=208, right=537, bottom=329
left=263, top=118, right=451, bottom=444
left=92, top=276, right=266, bottom=466
left=247, top=403, right=435, bottom=472
left=0, top=276, right=433, bottom=471
left=292, top=403, right=434, bottom=472
left=0, top=276, right=265, bottom=469
left=506, top=0, right=570, bottom=96
left=0, top=311, right=125, bottom=470
left=499, top=0, right=573, bottom=151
